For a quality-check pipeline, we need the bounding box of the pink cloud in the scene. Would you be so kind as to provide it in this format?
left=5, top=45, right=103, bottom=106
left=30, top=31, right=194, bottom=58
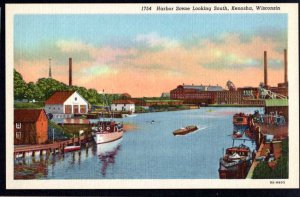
left=16, top=34, right=287, bottom=97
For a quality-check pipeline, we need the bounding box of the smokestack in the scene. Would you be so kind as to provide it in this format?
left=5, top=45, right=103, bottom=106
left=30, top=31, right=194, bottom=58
left=284, top=49, right=287, bottom=83
left=264, top=51, right=268, bottom=87
left=69, top=58, right=72, bottom=86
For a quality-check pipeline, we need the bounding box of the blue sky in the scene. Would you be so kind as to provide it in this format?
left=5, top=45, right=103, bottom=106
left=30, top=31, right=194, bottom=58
left=14, top=14, right=287, bottom=49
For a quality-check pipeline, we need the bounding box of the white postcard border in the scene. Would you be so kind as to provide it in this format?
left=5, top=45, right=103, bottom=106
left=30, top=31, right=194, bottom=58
left=5, top=3, right=299, bottom=189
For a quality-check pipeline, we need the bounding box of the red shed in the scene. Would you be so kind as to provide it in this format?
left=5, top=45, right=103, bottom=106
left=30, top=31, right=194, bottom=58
left=14, top=109, right=48, bottom=145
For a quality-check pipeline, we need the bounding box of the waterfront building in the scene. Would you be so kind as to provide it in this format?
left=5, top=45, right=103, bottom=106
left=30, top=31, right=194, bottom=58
left=111, top=100, right=135, bottom=113
left=14, top=109, right=48, bottom=145
left=170, top=84, right=266, bottom=106
left=265, top=99, right=289, bottom=122
left=170, top=84, right=223, bottom=105
left=45, top=91, right=89, bottom=119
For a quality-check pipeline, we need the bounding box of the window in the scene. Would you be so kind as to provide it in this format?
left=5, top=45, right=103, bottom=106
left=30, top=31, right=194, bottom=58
left=75, top=97, right=77, bottom=101
left=16, top=123, right=21, bottom=129
left=16, top=132, right=22, bottom=139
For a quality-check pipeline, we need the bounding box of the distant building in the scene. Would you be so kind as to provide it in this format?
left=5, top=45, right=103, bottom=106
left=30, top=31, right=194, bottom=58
left=45, top=91, right=89, bottom=119
left=161, top=92, right=170, bottom=98
left=111, top=100, right=135, bottom=113
left=14, top=109, right=48, bottom=145
left=170, top=84, right=223, bottom=104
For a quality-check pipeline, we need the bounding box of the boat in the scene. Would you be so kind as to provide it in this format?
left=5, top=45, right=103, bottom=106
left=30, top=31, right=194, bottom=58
left=64, top=145, right=81, bottom=152
left=92, top=91, right=124, bottom=144
left=233, top=113, right=249, bottom=126
left=232, top=113, right=251, bottom=138
left=218, top=144, right=252, bottom=179
left=173, top=125, right=198, bottom=136
left=92, top=121, right=123, bottom=144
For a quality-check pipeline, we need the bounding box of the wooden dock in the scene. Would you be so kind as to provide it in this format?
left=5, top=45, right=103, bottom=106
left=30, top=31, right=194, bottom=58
left=14, top=134, right=92, bottom=159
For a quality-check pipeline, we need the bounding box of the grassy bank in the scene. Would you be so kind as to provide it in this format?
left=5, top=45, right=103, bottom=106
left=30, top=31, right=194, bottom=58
left=14, top=102, right=45, bottom=109
left=48, top=120, right=73, bottom=140
left=252, top=138, right=288, bottom=179
left=135, top=105, right=189, bottom=113
left=208, top=104, right=263, bottom=107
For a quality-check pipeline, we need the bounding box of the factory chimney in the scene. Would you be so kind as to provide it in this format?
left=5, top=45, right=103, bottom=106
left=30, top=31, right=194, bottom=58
left=49, top=58, right=52, bottom=78
left=69, top=58, right=72, bottom=86
left=264, top=51, right=268, bottom=87
left=284, top=49, right=288, bottom=84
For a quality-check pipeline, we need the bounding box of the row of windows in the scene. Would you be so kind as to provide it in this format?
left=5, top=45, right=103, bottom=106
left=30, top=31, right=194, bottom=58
left=49, top=107, right=61, bottom=110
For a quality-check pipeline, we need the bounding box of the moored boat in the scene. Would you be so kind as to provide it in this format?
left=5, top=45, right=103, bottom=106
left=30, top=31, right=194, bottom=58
left=64, top=145, right=81, bottom=152
left=232, top=113, right=251, bottom=138
left=173, top=125, right=198, bottom=136
left=93, top=121, right=124, bottom=144
left=218, top=144, right=252, bottom=179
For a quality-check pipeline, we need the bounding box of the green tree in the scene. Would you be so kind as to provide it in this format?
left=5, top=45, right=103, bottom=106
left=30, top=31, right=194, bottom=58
left=24, top=82, right=43, bottom=101
left=14, top=69, right=27, bottom=100
left=36, top=78, right=68, bottom=100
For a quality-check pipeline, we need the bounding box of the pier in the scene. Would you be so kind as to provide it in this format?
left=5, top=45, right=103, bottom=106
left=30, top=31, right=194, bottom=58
left=14, top=134, right=92, bottom=159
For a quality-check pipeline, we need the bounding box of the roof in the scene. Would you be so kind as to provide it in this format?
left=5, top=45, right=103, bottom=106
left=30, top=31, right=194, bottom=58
left=179, top=85, right=223, bottom=91
left=112, top=99, right=135, bottom=104
left=14, top=109, right=47, bottom=123
left=45, top=91, right=75, bottom=104
left=121, top=93, right=131, bottom=98
left=265, top=99, right=288, bottom=107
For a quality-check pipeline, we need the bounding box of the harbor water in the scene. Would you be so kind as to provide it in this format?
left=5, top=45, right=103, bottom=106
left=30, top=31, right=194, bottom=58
left=14, top=107, right=262, bottom=179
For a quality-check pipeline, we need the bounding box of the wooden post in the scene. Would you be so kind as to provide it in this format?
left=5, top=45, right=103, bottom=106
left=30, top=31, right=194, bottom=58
left=62, top=143, right=65, bottom=154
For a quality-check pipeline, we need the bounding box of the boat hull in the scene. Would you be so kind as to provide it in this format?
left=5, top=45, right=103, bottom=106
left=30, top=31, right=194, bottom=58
left=64, top=146, right=81, bottom=152
left=94, top=131, right=123, bottom=144
left=173, top=126, right=198, bottom=136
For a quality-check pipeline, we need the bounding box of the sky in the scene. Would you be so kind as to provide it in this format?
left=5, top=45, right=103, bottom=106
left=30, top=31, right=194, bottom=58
left=14, top=14, right=288, bottom=97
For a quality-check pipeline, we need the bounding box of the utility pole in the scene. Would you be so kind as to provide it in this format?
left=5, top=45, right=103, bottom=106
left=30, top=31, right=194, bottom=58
left=52, top=128, right=55, bottom=143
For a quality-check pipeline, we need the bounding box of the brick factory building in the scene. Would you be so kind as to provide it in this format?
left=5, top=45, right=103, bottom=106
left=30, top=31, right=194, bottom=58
left=170, top=85, right=265, bottom=106
left=170, top=84, right=223, bottom=105
left=14, top=109, right=48, bottom=145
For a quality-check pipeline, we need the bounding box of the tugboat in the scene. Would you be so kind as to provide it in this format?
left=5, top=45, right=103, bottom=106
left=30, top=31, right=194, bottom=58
left=219, top=144, right=252, bottom=179
left=173, top=125, right=198, bottom=136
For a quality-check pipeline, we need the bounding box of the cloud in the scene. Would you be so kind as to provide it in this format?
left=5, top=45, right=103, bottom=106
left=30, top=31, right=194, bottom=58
left=15, top=30, right=287, bottom=97
left=134, top=32, right=179, bottom=49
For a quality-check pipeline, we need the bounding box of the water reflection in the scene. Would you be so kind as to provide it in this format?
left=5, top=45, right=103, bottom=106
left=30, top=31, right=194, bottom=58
left=14, top=157, right=48, bottom=179
left=96, top=138, right=122, bottom=177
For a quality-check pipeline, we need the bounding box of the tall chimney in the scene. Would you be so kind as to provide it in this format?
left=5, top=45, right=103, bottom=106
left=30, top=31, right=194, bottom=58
left=264, top=51, right=268, bottom=87
left=284, top=49, right=287, bottom=83
left=69, top=58, right=72, bottom=86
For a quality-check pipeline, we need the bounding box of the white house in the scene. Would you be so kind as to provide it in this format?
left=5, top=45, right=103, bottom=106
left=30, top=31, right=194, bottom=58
left=111, top=100, right=135, bottom=113
left=44, top=91, right=89, bottom=119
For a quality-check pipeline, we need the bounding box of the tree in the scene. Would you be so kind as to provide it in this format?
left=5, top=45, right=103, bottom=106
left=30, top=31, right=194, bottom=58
left=36, top=78, right=68, bottom=100
left=14, top=69, right=27, bottom=100
left=24, top=82, right=43, bottom=101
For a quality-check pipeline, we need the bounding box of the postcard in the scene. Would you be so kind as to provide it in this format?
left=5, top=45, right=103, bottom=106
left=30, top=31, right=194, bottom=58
left=5, top=3, right=299, bottom=189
